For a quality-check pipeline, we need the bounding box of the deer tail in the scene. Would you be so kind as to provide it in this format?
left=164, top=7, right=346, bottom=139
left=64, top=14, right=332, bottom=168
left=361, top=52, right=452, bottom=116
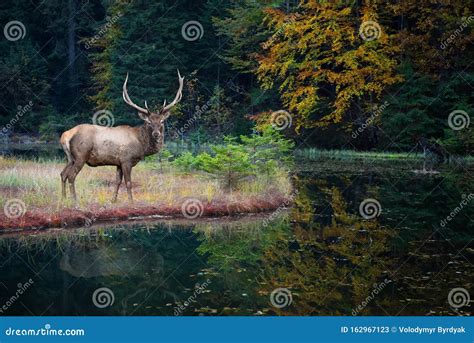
left=60, top=131, right=74, bottom=163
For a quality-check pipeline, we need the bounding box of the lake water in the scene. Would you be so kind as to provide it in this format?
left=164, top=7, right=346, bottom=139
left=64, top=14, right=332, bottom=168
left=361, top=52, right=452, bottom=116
left=0, top=149, right=472, bottom=316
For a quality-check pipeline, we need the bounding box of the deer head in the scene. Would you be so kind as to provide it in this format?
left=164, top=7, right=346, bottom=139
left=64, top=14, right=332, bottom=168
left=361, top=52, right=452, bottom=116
left=122, top=70, right=184, bottom=139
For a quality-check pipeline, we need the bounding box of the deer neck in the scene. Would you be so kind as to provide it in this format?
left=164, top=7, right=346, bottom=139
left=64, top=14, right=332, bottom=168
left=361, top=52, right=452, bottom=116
left=138, top=124, right=163, bottom=156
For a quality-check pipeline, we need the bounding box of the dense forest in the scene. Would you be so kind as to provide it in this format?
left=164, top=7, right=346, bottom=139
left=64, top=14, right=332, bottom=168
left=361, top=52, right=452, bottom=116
left=0, top=0, right=472, bottom=153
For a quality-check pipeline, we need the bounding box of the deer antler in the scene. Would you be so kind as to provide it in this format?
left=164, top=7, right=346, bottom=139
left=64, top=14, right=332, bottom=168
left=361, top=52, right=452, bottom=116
left=123, top=73, right=149, bottom=115
left=162, top=70, right=184, bottom=119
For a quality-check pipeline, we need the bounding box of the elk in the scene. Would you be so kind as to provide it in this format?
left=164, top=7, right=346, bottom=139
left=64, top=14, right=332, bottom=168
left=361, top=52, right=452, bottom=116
left=60, top=70, right=184, bottom=202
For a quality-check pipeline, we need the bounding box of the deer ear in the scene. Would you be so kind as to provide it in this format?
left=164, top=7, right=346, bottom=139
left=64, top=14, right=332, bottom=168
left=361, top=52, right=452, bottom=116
left=138, top=111, right=151, bottom=123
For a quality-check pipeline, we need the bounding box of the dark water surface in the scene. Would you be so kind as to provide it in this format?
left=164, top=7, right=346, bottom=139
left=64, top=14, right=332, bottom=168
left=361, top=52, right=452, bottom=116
left=0, top=155, right=472, bottom=316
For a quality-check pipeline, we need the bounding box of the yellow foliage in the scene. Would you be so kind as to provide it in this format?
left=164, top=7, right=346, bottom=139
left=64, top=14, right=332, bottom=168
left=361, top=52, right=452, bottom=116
left=256, top=1, right=402, bottom=132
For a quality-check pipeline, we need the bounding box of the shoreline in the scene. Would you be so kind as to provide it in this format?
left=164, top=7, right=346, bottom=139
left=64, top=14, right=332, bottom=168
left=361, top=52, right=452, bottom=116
left=0, top=194, right=289, bottom=233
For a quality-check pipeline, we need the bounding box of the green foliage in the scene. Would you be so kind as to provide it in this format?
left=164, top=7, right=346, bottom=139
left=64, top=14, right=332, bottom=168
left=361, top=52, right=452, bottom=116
left=38, top=111, right=58, bottom=142
left=0, top=0, right=99, bottom=131
left=173, top=127, right=293, bottom=190
left=174, top=141, right=254, bottom=190
left=144, top=148, right=175, bottom=171
left=379, top=63, right=438, bottom=150
left=173, top=151, right=199, bottom=172
left=380, top=62, right=473, bottom=153
left=436, top=73, right=474, bottom=155
left=195, top=216, right=292, bottom=272
left=157, top=149, right=173, bottom=161
left=88, top=0, right=240, bottom=131
left=240, top=125, right=294, bottom=175
left=213, top=0, right=270, bottom=73
left=0, top=0, right=472, bottom=156
left=0, top=40, right=49, bottom=131
left=37, top=105, right=79, bottom=142
left=202, top=86, right=236, bottom=139
left=209, top=139, right=254, bottom=190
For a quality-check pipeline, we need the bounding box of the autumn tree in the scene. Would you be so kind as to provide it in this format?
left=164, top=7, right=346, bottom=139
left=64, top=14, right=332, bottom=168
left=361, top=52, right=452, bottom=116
left=256, top=1, right=402, bottom=132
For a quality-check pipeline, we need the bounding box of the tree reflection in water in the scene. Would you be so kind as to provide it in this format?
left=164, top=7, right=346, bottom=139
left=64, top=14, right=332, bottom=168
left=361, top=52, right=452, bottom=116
left=0, top=162, right=472, bottom=316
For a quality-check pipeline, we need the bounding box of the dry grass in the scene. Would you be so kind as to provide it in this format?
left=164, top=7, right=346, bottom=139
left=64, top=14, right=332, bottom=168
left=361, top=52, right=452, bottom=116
left=0, top=156, right=292, bottom=229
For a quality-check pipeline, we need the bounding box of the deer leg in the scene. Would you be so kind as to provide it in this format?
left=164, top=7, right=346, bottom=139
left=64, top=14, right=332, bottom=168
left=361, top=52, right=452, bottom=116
left=68, top=160, right=85, bottom=202
left=122, top=164, right=133, bottom=203
left=112, top=166, right=123, bottom=203
left=60, top=163, right=73, bottom=199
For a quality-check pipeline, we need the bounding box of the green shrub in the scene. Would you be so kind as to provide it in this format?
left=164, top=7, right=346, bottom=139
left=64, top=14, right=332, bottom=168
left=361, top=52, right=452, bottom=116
left=194, top=152, right=215, bottom=173
left=173, top=151, right=197, bottom=172
left=240, top=125, right=294, bottom=175
left=172, top=126, right=293, bottom=190
left=209, top=139, right=254, bottom=190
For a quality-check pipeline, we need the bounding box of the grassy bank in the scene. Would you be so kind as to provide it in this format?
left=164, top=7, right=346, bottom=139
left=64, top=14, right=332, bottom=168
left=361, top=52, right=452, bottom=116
left=296, top=148, right=474, bottom=163
left=0, top=156, right=292, bottom=231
